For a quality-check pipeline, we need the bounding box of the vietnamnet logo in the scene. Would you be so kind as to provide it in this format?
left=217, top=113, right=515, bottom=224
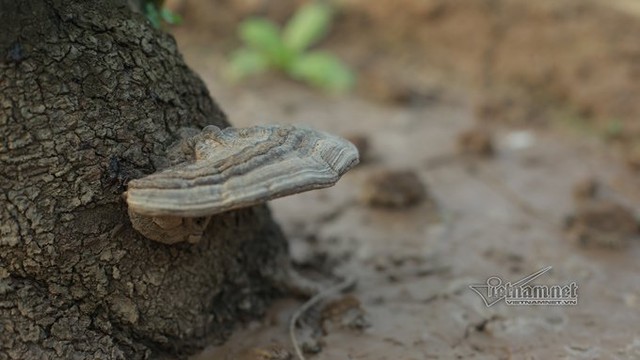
left=469, top=266, right=578, bottom=307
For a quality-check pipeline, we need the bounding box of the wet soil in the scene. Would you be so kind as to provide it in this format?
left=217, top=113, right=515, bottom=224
left=164, top=1, right=640, bottom=358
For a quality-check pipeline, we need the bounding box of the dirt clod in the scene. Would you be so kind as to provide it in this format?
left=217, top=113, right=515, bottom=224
left=360, top=169, right=427, bottom=209
left=565, top=200, right=638, bottom=248
left=358, top=64, right=441, bottom=107
left=321, top=295, right=361, bottom=321
left=572, top=178, right=600, bottom=202
left=321, top=295, right=369, bottom=332
left=457, top=127, right=495, bottom=157
left=625, top=148, right=640, bottom=172
left=567, top=178, right=639, bottom=248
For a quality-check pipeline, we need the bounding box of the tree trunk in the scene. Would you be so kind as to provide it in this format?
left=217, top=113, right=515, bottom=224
left=0, top=1, right=289, bottom=358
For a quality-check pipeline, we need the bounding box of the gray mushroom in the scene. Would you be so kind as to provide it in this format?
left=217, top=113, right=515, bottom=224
left=125, top=124, right=359, bottom=244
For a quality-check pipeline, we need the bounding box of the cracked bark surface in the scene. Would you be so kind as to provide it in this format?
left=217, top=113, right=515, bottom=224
left=0, top=0, right=289, bottom=358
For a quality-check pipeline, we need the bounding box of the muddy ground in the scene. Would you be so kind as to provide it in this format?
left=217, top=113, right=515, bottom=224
left=166, top=1, right=640, bottom=358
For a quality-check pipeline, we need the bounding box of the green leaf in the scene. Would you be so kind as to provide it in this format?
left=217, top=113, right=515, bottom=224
left=289, top=51, right=355, bottom=93
left=227, top=48, right=269, bottom=81
left=161, top=8, right=183, bottom=25
left=239, top=19, right=293, bottom=67
left=145, top=3, right=162, bottom=29
left=283, top=2, right=333, bottom=52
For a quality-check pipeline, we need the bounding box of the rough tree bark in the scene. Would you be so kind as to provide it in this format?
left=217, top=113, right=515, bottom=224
left=0, top=1, right=290, bottom=358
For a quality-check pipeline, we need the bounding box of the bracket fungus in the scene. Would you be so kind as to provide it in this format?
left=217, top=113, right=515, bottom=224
left=125, top=125, right=359, bottom=244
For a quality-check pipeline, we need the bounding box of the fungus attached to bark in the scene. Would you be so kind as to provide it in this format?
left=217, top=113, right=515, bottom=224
left=125, top=125, right=359, bottom=244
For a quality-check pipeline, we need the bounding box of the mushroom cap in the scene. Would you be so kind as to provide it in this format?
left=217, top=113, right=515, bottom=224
left=126, top=125, right=359, bottom=217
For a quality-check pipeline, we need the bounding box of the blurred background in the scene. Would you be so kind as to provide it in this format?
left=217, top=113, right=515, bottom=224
left=153, top=1, right=640, bottom=358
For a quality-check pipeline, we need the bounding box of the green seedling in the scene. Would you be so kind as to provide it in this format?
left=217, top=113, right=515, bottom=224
left=228, top=2, right=355, bottom=93
left=144, top=0, right=183, bottom=29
